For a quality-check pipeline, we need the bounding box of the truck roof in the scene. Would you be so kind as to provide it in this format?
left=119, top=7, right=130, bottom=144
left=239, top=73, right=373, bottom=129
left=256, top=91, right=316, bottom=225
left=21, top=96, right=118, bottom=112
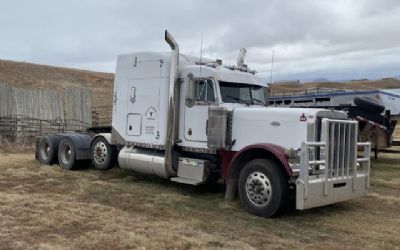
left=118, top=52, right=266, bottom=87
left=180, top=64, right=266, bottom=87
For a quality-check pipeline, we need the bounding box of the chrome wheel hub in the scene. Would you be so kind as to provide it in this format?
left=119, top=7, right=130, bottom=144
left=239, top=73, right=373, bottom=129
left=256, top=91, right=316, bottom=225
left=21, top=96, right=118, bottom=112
left=60, top=144, right=71, bottom=164
left=40, top=141, right=50, bottom=160
left=93, top=141, right=107, bottom=165
left=245, top=171, right=272, bottom=207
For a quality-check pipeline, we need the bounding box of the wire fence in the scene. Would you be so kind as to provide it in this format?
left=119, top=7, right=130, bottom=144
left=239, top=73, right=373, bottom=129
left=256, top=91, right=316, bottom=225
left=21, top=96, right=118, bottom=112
left=0, top=115, right=91, bottom=142
left=0, top=104, right=112, bottom=143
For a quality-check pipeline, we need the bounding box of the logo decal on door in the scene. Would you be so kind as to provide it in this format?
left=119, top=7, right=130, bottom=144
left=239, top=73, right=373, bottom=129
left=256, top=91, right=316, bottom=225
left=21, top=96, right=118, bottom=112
left=130, top=87, right=136, bottom=104
left=300, top=113, right=307, bottom=122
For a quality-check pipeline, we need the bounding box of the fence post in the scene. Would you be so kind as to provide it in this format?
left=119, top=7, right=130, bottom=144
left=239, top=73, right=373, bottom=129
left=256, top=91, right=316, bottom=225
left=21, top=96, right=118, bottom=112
left=39, top=120, right=42, bottom=136
left=15, top=116, right=22, bottom=143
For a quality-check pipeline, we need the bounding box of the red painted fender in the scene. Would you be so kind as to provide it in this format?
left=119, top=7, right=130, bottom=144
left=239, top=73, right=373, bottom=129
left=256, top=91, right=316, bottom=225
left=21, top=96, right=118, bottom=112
left=222, top=143, right=292, bottom=179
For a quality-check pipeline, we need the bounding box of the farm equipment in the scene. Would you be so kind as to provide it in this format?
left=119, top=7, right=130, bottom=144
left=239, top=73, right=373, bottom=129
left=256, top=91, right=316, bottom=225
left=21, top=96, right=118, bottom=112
left=35, top=30, right=371, bottom=217
left=269, top=87, right=400, bottom=158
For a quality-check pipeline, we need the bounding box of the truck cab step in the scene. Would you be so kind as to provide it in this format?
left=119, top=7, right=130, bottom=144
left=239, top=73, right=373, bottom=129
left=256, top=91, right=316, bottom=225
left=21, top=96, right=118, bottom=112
left=170, top=177, right=203, bottom=186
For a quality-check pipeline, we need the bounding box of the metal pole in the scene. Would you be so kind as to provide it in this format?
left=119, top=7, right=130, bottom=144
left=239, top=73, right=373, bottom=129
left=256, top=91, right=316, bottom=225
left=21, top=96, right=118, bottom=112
left=269, top=49, right=275, bottom=84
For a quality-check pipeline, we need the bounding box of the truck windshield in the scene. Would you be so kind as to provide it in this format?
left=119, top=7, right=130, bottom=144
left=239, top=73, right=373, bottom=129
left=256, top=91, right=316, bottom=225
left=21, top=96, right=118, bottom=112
left=219, top=81, right=266, bottom=105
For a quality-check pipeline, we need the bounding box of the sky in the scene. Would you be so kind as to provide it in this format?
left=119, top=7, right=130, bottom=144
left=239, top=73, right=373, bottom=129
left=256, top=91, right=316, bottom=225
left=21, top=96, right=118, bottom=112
left=0, top=0, right=399, bottom=82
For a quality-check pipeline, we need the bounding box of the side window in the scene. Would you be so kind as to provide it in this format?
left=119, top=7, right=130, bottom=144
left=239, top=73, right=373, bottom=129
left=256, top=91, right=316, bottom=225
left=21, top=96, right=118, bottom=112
left=190, top=79, right=216, bottom=103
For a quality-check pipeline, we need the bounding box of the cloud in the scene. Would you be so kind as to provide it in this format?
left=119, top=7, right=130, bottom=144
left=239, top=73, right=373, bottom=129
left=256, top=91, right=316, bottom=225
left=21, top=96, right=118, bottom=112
left=0, top=0, right=399, bottom=81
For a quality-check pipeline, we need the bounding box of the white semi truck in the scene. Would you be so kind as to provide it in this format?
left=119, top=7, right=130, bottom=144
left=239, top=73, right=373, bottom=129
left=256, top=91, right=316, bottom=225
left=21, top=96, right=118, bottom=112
left=36, top=31, right=371, bottom=217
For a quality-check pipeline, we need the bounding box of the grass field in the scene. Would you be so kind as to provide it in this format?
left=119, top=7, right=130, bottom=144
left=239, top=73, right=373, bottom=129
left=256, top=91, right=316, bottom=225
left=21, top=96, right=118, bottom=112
left=0, top=150, right=399, bottom=249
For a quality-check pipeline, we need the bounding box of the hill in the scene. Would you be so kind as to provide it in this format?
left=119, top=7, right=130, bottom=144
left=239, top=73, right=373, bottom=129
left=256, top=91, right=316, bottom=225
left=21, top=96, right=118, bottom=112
left=2, top=58, right=400, bottom=106
left=312, top=78, right=330, bottom=82
left=0, top=59, right=114, bottom=109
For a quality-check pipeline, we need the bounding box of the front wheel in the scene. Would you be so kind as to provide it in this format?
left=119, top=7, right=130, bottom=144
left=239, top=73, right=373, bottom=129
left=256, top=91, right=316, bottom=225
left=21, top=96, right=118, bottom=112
left=238, top=159, right=289, bottom=217
left=90, top=137, right=117, bottom=170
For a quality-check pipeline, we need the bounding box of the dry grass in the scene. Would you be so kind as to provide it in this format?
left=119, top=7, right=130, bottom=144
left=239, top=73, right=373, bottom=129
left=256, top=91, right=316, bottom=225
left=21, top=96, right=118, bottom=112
left=0, top=137, right=35, bottom=153
left=0, top=150, right=399, bottom=249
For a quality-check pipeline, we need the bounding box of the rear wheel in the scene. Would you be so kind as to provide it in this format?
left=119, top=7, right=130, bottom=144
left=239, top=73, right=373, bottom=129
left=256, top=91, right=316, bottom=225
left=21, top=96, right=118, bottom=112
left=238, top=159, right=289, bottom=217
left=90, top=137, right=116, bottom=170
left=37, top=135, right=60, bottom=165
left=58, top=138, right=79, bottom=170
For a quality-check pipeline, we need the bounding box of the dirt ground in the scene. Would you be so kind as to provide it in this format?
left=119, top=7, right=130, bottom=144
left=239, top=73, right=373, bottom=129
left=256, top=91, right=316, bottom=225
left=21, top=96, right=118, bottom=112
left=0, top=150, right=399, bottom=250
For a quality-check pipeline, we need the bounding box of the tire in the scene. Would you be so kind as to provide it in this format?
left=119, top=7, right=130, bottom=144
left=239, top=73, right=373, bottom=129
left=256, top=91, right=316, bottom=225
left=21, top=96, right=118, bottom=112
left=58, top=138, right=79, bottom=170
left=90, top=136, right=116, bottom=170
left=354, top=97, right=385, bottom=114
left=37, top=135, right=60, bottom=165
left=238, top=159, right=289, bottom=217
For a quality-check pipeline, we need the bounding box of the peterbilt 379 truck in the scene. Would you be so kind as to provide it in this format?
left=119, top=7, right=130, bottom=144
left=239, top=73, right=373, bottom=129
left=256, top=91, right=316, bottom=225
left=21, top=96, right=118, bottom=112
left=36, top=31, right=371, bottom=217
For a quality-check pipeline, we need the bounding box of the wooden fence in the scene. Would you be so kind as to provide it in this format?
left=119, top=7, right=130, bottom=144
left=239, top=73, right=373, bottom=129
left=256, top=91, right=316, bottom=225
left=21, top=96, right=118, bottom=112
left=0, top=83, right=93, bottom=141
left=0, top=83, right=63, bottom=119
left=91, top=105, right=112, bottom=126
left=0, top=83, right=92, bottom=126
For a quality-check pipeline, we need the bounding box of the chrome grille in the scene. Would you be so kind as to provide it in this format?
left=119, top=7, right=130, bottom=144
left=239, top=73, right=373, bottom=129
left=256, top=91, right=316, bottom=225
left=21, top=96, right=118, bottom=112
left=322, top=118, right=358, bottom=179
left=297, top=118, right=370, bottom=210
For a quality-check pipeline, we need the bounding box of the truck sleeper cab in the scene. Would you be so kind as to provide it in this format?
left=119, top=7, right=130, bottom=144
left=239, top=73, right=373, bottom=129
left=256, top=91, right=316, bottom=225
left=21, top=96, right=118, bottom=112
left=35, top=30, right=370, bottom=217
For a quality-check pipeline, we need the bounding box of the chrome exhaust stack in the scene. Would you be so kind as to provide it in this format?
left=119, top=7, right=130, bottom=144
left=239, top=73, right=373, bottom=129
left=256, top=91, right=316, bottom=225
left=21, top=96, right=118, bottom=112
left=164, top=30, right=179, bottom=176
left=237, top=48, right=247, bottom=68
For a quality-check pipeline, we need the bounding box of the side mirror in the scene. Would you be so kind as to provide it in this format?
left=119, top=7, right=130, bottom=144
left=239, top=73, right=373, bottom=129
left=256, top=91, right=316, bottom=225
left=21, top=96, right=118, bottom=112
left=185, top=98, right=195, bottom=107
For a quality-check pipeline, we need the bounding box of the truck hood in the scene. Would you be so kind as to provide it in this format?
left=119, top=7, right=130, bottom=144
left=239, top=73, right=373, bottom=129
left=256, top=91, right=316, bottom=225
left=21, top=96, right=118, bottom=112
left=232, top=106, right=330, bottom=123
left=229, top=106, right=346, bottom=151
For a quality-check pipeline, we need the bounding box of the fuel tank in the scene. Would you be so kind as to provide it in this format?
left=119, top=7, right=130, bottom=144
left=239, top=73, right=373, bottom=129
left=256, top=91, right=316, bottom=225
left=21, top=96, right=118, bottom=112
left=118, top=147, right=169, bottom=178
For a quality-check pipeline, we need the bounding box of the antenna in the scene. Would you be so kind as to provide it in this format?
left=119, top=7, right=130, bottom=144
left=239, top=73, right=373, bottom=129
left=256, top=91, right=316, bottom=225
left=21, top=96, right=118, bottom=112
left=269, top=49, right=275, bottom=84
left=200, top=33, right=203, bottom=77
left=229, top=34, right=232, bottom=51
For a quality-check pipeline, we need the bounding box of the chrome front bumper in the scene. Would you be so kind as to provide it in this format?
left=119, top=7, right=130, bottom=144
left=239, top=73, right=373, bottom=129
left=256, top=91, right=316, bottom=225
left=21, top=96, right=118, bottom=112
left=296, top=118, right=371, bottom=210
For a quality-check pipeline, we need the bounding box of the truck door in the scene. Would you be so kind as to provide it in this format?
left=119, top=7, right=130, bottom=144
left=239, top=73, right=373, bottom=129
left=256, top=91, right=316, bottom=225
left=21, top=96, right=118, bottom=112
left=184, top=78, right=217, bottom=142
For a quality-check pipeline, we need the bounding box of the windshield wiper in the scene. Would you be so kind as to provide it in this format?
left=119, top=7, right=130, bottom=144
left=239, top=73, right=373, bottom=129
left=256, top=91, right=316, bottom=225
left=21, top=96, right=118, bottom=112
left=252, top=98, right=267, bottom=106
left=226, top=95, right=250, bottom=106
